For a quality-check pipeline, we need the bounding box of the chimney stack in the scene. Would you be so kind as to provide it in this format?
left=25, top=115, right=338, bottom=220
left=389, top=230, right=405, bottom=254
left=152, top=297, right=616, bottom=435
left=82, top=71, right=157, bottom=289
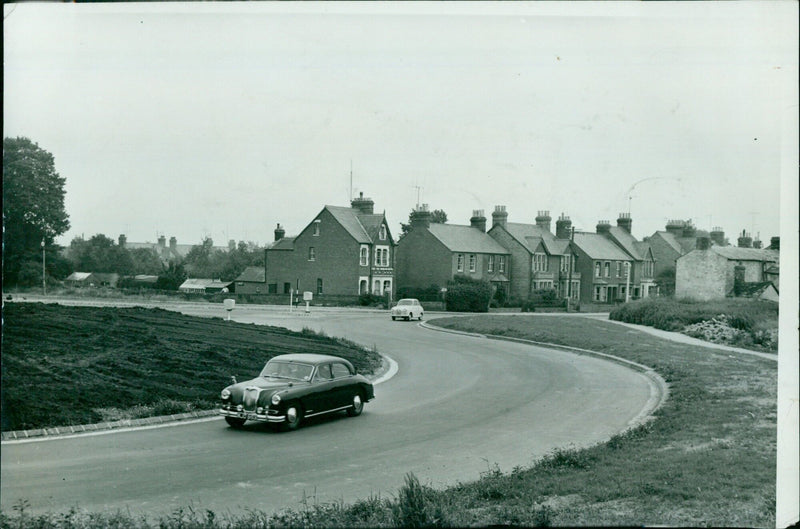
left=681, top=221, right=696, bottom=238
left=769, top=236, right=780, bottom=250
left=350, top=191, right=374, bottom=215
left=535, top=210, right=552, bottom=232
left=556, top=213, right=572, bottom=239
left=169, top=237, right=177, bottom=251
left=228, top=239, right=236, bottom=251
left=274, top=223, right=285, bottom=241
left=617, top=212, right=632, bottom=234
left=158, top=235, right=166, bottom=248
left=410, top=204, right=432, bottom=230
left=118, top=234, right=127, bottom=248
left=710, top=227, right=725, bottom=246
left=470, top=210, right=487, bottom=232
left=491, top=205, right=508, bottom=229
left=596, top=220, right=611, bottom=235
left=696, top=236, right=711, bottom=250
left=737, top=230, right=753, bottom=248
left=665, top=219, right=684, bottom=236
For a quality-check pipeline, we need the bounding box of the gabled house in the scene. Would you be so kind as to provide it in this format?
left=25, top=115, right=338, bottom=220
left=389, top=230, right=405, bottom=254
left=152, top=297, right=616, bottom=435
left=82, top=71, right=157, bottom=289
left=395, top=206, right=511, bottom=296
left=598, top=214, right=658, bottom=298
left=64, top=272, right=119, bottom=288
left=675, top=237, right=779, bottom=301
left=265, top=193, right=397, bottom=297
left=570, top=231, right=635, bottom=304
left=119, top=234, right=232, bottom=264
left=646, top=220, right=717, bottom=278
left=487, top=209, right=580, bottom=302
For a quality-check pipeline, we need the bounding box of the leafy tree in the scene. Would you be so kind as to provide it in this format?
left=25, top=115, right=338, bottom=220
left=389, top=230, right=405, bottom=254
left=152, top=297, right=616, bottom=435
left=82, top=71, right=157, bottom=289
left=445, top=275, right=492, bottom=312
left=184, top=238, right=265, bottom=281
left=399, top=209, right=448, bottom=237
left=156, top=261, right=187, bottom=290
left=68, top=234, right=134, bottom=275
left=128, top=248, right=164, bottom=276
left=3, top=137, right=70, bottom=285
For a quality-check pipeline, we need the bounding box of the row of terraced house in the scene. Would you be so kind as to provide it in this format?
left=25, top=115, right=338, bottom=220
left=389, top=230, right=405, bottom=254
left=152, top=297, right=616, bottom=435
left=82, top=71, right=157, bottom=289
left=232, top=193, right=692, bottom=305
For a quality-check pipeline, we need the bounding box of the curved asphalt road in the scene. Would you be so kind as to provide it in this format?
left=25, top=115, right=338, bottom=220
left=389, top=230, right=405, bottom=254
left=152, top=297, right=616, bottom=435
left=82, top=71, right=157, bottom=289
left=1, top=302, right=657, bottom=517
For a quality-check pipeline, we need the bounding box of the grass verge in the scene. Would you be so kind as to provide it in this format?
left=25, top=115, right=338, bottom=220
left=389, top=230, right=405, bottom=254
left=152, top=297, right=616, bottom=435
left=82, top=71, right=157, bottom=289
left=1, top=302, right=382, bottom=432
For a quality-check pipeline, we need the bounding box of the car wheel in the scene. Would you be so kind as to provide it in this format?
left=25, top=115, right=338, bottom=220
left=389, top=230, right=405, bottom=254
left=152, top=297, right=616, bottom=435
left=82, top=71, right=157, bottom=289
left=282, top=403, right=303, bottom=431
left=225, top=416, right=246, bottom=428
left=419, top=313, right=423, bottom=321
left=406, top=314, right=412, bottom=321
left=347, top=392, right=364, bottom=417
left=391, top=316, right=396, bottom=321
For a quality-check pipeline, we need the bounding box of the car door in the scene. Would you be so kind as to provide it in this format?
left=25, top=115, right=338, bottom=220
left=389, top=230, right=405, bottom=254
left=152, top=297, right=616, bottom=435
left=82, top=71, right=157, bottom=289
left=305, top=363, right=336, bottom=415
left=330, top=361, right=357, bottom=408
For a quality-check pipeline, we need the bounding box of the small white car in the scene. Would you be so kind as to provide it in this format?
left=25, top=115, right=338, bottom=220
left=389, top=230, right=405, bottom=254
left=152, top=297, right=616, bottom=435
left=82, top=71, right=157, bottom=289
left=391, top=299, right=424, bottom=321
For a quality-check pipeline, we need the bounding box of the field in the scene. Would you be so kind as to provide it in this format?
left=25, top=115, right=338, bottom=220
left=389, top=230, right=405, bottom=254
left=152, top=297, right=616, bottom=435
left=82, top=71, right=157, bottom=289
left=1, top=302, right=382, bottom=432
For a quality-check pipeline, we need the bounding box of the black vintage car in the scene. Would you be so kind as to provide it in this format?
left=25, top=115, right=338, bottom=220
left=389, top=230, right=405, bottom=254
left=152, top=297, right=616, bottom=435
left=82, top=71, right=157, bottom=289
left=219, top=353, right=375, bottom=431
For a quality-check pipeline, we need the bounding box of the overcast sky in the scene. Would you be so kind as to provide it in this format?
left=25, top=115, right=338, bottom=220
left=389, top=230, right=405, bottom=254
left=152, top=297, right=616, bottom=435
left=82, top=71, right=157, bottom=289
left=4, top=2, right=797, bottom=247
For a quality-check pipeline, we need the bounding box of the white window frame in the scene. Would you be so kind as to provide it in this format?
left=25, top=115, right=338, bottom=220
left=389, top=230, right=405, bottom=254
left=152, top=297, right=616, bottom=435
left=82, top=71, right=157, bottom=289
left=308, top=247, right=316, bottom=261
left=604, top=261, right=610, bottom=277
left=360, top=245, right=369, bottom=266
left=457, top=254, right=464, bottom=272
left=469, top=254, right=476, bottom=272
left=374, top=245, right=389, bottom=267
left=316, top=278, right=323, bottom=294
left=498, top=256, right=506, bottom=273
left=379, top=225, right=387, bottom=240
left=313, top=219, right=320, bottom=236
left=488, top=255, right=494, bottom=272
left=595, top=262, right=601, bottom=277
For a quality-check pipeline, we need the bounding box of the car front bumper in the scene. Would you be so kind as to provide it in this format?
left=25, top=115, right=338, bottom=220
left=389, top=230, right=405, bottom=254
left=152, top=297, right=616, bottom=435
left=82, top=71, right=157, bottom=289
left=219, top=407, right=285, bottom=423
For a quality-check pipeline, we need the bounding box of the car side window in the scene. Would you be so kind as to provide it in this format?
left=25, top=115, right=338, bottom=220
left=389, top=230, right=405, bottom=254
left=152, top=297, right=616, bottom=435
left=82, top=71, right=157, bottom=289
left=332, top=363, right=351, bottom=379
left=315, top=364, right=333, bottom=381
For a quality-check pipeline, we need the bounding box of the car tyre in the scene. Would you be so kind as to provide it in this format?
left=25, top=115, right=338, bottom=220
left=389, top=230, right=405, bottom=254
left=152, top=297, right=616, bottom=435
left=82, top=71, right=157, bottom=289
left=419, top=313, right=423, bottom=321
left=282, top=403, right=303, bottom=431
left=406, top=314, right=412, bottom=321
left=346, top=392, right=364, bottom=417
left=225, top=416, right=246, bottom=429
left=391, top=316, right=396, bottom=321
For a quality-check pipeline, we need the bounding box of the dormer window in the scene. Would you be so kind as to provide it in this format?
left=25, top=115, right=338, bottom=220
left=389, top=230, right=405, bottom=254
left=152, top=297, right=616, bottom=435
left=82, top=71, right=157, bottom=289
left=313, top=220, right=320, bottom=236
left=379, top=224, right=387, bottom=240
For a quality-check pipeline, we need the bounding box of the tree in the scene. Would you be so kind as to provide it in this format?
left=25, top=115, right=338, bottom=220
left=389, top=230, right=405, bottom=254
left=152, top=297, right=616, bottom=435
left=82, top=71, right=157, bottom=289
left=68, top=234, right=134, bottom=275
left=399, top=208, right=447, bottom=237
left=655, top=267, right=676, bottom=297
left=128, top=248, right=164, bottom=276
left=3, top=137, right=70, bottom=285
left=156, top=261, right=187, bottom=290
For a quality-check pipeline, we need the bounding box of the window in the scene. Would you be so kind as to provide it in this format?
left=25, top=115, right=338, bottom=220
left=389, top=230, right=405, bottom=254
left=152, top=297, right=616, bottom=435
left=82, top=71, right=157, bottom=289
left=383, top=280, right=391, bottom=294
left=379, top=225, right=387, bottom=240
left=457, top=254, right=464, bottom=272
left=560, top=256, right=569, bottom=273
left=283, top=282, right=291, bottom=294
left=604, top=262, right=610, bottom=277
left=332, top=363, right=351, bottom=378
left=313, top=220, right=320, bottom=236
left=374, top=280, right=380, bottom=293
left=315, top=364, right=332, bottom=381
left=498, top=256, right=506, bottom=273
left=359, top=279, right=368, bottom=294
left=624, top=262, right=630, bottom=277
left=316, top=278, right=323, bottom=295
left=469, top=254, right=476, bottom=272
left=268, top=283, right=277, bottom=293
left=595, top=262, right=601, bottom=277
left=308, top=247, right=316, bottom=261
left=374, top=246, right=389, bottom=267
left=360, top=246, right=369, bottom=266
left=488, top=255, right=495, bottom=272
left=616, top=262, right=622, bottom=277
left=594, top=285, right=606, bottom=302
left=533, top=253, right=548, bottom=272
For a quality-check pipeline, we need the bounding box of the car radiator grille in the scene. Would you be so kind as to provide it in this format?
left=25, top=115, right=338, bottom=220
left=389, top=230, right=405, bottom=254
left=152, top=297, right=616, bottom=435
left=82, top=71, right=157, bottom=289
left=243, top=387, right=260, bottom=411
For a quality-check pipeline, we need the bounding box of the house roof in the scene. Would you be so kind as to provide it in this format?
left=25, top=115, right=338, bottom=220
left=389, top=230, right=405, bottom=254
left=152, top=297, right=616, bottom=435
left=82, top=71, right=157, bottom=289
left=634, top=241, right=654, bottom=260
left=133, top=275, right=159, bottom=283
left=607, top=226, right=645, bottom=260
left=92, top=273, right=119, bottom=282
left=179, top=278, right=232, bottom=290
left=270, top=237, right=295, bottom=250
left=711, top=246, right=779, bottom=262
left=501, top=223, right=555, bottom=252
left=325, top=206, right=384, bottom=244
left=572, top=232, right=631, bottom=260
left=66, top=272, right=93, bottom=281
left=428, top=224, right=509, bottom=254
left=235, top=266, right=266, bottom=283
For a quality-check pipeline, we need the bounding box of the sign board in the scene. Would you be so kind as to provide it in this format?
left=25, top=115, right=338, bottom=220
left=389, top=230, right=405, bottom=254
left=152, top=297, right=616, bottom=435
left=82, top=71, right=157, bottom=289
left=303, top=291, right=313, bottom=301
left=223, top=299, right=236, bottom=311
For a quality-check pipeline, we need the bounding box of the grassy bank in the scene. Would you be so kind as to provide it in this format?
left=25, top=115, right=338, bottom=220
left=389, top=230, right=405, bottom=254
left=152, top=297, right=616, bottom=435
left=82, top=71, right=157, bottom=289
left=1, top=302, right=382, bottom=432
left=609, top=297, right=778, bottom=352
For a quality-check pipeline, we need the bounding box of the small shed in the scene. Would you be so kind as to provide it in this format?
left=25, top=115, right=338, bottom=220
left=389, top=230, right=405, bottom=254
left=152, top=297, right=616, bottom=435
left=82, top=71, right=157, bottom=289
left=65, top=272, right=94, bottom=287
left=179, top=278, right=232, bottom=294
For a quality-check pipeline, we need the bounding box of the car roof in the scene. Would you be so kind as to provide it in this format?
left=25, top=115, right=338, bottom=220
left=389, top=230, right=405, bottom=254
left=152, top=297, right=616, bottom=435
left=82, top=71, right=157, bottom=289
left=398, top=298, right=419, bottom=302
left=270, top=353, right=352, bottom=366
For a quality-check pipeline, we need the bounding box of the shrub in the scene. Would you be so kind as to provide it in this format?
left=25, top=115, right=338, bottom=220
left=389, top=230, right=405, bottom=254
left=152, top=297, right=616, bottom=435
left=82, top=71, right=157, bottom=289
left=445, top=275, right=492, bottom=312
left=396, top=284, right=442, bottom=302
left=358, top=293, right=386, bottom=307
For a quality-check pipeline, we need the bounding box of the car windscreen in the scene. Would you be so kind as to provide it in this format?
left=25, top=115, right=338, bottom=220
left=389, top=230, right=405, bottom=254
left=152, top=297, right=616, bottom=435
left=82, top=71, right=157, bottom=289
left=260, top=361, right=314, bottom=381
left=397, top=300, right=413, bottom=305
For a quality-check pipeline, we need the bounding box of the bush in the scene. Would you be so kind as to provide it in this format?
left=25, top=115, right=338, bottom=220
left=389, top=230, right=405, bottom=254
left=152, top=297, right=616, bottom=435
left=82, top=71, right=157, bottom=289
left=445, top=275, right=492, bottom=312
left=396, top=284, right=442, bottom=302
left=358, top=293, right=386, bottom=307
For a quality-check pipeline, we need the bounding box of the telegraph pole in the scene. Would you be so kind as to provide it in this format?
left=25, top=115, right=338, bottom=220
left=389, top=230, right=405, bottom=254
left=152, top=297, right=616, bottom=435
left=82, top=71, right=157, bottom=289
left=41, top=237, right=46, bottom=295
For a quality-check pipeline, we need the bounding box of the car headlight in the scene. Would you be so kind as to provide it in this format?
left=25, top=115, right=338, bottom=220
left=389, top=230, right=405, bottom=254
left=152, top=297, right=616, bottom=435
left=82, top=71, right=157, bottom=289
left=271, top=393, right=281, bottom=406
left=221, top=389, right=231, bottom=399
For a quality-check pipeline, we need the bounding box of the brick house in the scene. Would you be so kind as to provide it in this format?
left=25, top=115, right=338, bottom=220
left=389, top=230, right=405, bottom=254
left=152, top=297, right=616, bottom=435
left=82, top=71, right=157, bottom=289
left=233, top=265, right=267, bottom=295
left=395, top=206, right=511, bottom=296
left=265, top=193, right=397, bottom=298
left=598, top=214, right=658, bottom=298
left=119, top=234, right=233, bottom=264
left=487, top=208, right=580, bottom=302
left=570, top=230, right=636, bottom=303
left=675, top=238, right=779, bottom=301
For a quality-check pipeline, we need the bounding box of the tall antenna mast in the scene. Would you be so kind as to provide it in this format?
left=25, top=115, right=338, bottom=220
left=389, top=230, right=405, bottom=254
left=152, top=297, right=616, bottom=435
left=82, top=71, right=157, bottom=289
left=350, top=160, right=353, bottom=201
left=413, top=185, right=422, bottom=208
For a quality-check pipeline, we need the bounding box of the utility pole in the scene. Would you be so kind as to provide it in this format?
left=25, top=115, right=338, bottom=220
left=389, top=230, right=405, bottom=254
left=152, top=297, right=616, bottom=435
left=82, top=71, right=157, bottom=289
left=41, top=237, right=46, bottom=295
left=566, top=227, right=575, bottom=309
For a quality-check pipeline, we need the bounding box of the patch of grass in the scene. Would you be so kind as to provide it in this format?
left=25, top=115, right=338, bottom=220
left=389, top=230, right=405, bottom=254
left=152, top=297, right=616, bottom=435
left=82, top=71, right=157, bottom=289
left=426, top=314, right=777, bottom=527
left=609, top=297, right=778, bottom=351
left=1, top=303, right=382, bottom=432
